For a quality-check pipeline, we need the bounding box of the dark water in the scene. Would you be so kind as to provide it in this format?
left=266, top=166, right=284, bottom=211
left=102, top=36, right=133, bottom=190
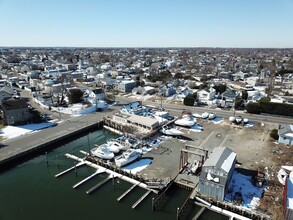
left=0, top=129, right=228, bottom=220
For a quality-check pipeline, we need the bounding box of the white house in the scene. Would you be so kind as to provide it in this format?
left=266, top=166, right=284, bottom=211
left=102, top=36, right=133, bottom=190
left=197, top=87, right=216, bottom=104
left=278, top=124, right=293, bottom=146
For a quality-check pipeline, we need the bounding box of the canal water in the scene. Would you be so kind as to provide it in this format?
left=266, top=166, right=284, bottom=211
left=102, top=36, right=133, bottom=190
left=0, top=129, right=228, bottom=220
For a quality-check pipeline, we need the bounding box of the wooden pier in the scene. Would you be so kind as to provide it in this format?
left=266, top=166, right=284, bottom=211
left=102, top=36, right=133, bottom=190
left=132, top=190, right=152, bottom=209
left=86, top=176, right=112, bottom=194
left=55, top=161, right=85, bottom=178
left=64, top=153, right=159, bottom=194
left=152, top=180, right=174, bottom=211
left=73, top=169, right=105, bottom=189
left=117, top=183, right=139, bottom=202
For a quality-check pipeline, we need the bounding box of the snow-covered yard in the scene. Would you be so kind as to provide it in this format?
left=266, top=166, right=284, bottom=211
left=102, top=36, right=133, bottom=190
left=225, top=171, right=266, bottom=210
left=0, top=122, right=57, bottom=140
left=0, top=100, right=115, bottom=141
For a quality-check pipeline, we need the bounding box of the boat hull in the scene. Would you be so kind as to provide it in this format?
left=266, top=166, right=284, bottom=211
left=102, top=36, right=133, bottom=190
left=90, top=147, right=114, bottom=160
left=115, top=151, right=140, bottom=167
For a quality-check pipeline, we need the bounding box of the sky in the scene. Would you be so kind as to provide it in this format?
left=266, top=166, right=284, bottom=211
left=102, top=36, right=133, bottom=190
left=0, top=0, right=293, bottom=48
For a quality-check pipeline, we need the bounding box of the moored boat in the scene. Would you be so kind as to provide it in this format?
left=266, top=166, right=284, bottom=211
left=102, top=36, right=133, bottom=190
left=101, top=143, right=119, bottom=153
left=114, top=149, right=141, bottom=167
left=90, top=144, right=114, bottom=160
left=107, top=139, right=128, bottom=151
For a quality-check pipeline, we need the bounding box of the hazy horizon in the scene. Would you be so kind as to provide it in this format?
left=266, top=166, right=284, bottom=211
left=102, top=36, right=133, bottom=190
left=1, top=0, right=293, bottom=48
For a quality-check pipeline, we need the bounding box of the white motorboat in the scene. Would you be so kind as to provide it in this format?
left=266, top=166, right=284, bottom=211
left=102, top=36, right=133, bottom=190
left=235, top=116, right=243, bottom=124
left=114, top=149, right=141, bottom=167
left=100, top=142, right=119, bottom=153
left=208, top=112, right=216, bottom=120
left=160, top=126, right=184, bottom=136
left=107, top=139, right=128, bottom=151
left=243, top=118, right=249, bottom=124
left=229, top=116, right=236, bottom=122
left=201, top=112, right=209, bottom=119
left=174, top=114, right=195, bottom=127
left=90, top=144, right=114, bottom=160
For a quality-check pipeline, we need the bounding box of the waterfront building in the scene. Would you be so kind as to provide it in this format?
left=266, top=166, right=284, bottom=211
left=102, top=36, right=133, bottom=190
left=198, top=147, right=236, bottom=201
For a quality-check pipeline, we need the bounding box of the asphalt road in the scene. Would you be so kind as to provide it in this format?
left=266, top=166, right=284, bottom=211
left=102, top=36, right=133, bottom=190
left=115, top=95, right=293, bottom=125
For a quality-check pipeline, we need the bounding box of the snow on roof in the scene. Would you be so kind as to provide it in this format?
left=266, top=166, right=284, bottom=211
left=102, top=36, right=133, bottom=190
left=128, top=115, right=158, bottom=127
left=203, top=147, right=236, bottom=173
left=221, top=152, right=237, bottom=173
left=285, top=133, right=293, bottom=138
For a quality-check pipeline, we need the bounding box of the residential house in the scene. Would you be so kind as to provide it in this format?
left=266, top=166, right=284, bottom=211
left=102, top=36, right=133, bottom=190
left=0, top=86, right=14, bottom=102
left=115, top=80, right=136, bottom=93
left=84, top=88, right=106, bottom=103
left=198, top=147, right=237, bottom=201
left=132, top=86, right=156, bottom=95
left=246, top=91, right=266, bottom=104
left=197, top=87, right=216, bottom=104
left=0, top=97, right=32, bottom=125
left=278, top=124, right=293, bottom=146
left=218, top=71, right=232, bottom=79
left=158, top=84, right=176, bottom=97
left=221, top=89, right=239, bottom=107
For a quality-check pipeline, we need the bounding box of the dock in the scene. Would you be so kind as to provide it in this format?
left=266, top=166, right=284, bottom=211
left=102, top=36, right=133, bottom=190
left=86, top=176, right=112, bottom=194
left=55, top=161, right=85, bottom=178
left=131, top=190, right=152, bottom=209
left=64, top=153, right=159, bottom=194
left=117, top=183, right=139, bottom=201
left=73, top=169, right=105, bottom=189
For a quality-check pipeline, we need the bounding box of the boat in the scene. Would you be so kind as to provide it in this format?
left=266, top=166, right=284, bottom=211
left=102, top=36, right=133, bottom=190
left=107, top=139, right=128, bottom=151
left=235, top=116, right=243, bottom=124
left=106, top=142, right=120, bottom=153
left=243, top=118, right=249, bottom=124
left=114, top=149, right=141, bottom=167
left=229, top=116, right=236, bottom=122
left=90, top=144, right=114, bottom=160
left=208, top=112, right=216, bottom=120
left=94, top=142, right=119, bottom=153
left=174, top=114, right=195, bottom=127
left=160, top=126, right=184, bottom=136
left=201, top=112, right=209, bottom=119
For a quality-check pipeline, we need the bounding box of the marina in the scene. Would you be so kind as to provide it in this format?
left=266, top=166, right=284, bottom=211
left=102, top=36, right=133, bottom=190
left=0, top=129, right=218, bottom=220
left=0, top=102, right=272, bottom=220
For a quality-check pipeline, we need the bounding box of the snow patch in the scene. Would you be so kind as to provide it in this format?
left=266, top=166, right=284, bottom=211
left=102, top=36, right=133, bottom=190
left=0, top=122, right=57, bottom=140
left=225, top=171, right=266, bottom=210
left=122, top=158, right=152, bottom=174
